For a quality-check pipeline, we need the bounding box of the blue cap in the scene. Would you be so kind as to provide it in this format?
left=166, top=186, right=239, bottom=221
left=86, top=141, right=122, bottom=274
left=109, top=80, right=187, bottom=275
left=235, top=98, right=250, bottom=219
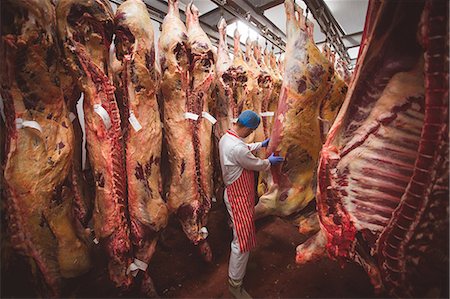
left=237, top=110, right=260, bottom=129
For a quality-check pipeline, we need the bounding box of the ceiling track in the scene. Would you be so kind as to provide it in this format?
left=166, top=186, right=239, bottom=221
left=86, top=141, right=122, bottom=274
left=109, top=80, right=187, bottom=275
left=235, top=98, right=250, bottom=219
left=209, top=0, right=287, bottom=51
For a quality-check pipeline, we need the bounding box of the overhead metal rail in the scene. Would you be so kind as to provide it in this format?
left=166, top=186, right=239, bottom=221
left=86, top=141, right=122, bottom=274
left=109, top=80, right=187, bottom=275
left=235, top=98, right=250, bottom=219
left=209, top=0, right=287, bottom=52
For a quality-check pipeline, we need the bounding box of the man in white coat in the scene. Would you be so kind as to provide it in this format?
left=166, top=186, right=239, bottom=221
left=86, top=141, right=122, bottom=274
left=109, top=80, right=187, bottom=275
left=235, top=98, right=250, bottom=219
left=219, top=110, right=284, bottom=299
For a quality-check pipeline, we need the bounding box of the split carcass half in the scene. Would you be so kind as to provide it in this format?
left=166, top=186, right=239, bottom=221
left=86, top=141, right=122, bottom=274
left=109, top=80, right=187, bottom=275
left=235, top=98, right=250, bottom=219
left=213, top=18, right=237, bottom=203
left=232, top=30, right=251, bottom=116
left=297, top=0, right=449, bottom=297
left=244, top=40, right=266, bottom=145
left=254, top=44, right=275, bottom=196
left=56, top=0, right=132, bottom=288
left=255, top=1, right=335, bottom=218
left=318, top=31, right=348, bottom=142
left=159, top=0, right=213, bottom=262
left=1, top=0, right=91, bottom=295
left=114, top=0, right=169, bottom=295
left=214, top=17, right=234, bottom=139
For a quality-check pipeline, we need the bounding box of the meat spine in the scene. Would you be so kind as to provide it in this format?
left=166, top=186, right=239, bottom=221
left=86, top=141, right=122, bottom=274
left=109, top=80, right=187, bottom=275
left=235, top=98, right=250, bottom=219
left=113, top=0, right=168, bottom=295
left=56, top=0, right=132, bottom=288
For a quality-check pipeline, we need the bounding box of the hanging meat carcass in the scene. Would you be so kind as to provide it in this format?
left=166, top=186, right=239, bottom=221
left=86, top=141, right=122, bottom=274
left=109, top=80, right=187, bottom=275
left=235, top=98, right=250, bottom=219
left=1, top=0, right=91, bottom=295
left=296, top=0, right=448, bottom=297
left=113, top=0, right=169, bottom=295
left=214, top=17, right=234, bottom=139
left=255, top=1, right=336, bottom=218
left=56, top=0, right=132, bottom=288
left=267, top=48, right=283, bottom=119
left=232, top=30, right=251, bottom=116
left=159, top=0, right=214, bottom=261
left=256, top=47, right=284, bottom=197
left=243, top=40, right=266, bottom=145
left=254, top=43, right=274, bottom=143
left=318, top=35, right=348, bottom=142
left=212, top=18, right=234, bottom=203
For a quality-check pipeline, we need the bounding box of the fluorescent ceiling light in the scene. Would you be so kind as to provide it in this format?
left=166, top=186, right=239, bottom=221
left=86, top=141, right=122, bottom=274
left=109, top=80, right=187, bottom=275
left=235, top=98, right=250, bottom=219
left=225, top=21, right=263, bottom=46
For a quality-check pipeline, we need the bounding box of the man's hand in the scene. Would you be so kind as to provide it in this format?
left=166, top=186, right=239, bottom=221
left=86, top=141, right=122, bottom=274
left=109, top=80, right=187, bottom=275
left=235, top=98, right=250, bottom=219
left=261, top=138, right=270, bottom=148
left=268, top=153, right=284, bottom=165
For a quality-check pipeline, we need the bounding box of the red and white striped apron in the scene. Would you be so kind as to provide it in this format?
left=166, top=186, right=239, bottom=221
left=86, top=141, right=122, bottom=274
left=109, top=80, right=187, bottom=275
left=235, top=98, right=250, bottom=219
left=225, top=130, right=257, bottom=253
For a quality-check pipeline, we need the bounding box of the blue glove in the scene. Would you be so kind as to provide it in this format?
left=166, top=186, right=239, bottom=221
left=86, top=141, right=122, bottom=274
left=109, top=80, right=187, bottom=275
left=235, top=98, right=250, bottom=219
left=261, top=138, right=270, bottom=148
left=268, top=153, right=284, bottom=165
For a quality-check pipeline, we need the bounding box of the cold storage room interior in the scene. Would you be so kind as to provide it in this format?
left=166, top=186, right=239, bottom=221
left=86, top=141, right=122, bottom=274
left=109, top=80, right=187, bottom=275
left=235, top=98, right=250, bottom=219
left=0, top=0, right=448, bottom=298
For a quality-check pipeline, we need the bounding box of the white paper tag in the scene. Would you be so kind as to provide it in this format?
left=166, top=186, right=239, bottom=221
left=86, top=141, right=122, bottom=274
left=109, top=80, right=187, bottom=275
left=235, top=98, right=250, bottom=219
left=128, top=111, right=142, bottom=132
left=15, top=118, right=43, bottom=133
left=199, top=226, right=209, bottom=239
left=126, top=258, right=148, bottom=277
left=93, top=104, right=112, bottom=130
left=0, top=96, right=5, bottom=122
left=260, top=111, right=275, bottom=117
left=202, top=111, right=217, bottom=125
left=127, top=262, right=139, bottom=277
left=93, top=238, right=99, bottom=245
left=69, top=112, right=76, bottom=122
left=184, top=112, right=199, bottom=121
left=133, top=258, right=148, bottom=271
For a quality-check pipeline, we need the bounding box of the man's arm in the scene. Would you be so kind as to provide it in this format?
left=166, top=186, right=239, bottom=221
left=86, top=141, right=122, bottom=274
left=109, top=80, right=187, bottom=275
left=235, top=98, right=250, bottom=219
left=246, top=142, right=262, bottom=152
left=233, top=146, right=270, bottom=172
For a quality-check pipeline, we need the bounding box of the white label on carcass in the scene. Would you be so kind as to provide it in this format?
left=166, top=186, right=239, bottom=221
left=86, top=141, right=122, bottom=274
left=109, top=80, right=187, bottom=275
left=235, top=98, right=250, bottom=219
left=0, top=95, right=5, bottom=122
left=260, top=111, right=275, bottom=117
left=128, top=111, right=142, bottom=132
left=202, top=111, right=217, bottom=125
left=199, top=227, right=209, bottom=239
left=126, top=262, right=139, bottom=277
left=93, top=104, right=112, bottom=130
left=69, top=112, right=76, bottom=122
left=15, top=118, right=43, bottom=133
left=133, top=258, right=148, bottom=271
left=184, top=112, right=199, bottom=121
left=126, top=258, right=148, bottom=277
left=93, top=238, right=99, bottom=245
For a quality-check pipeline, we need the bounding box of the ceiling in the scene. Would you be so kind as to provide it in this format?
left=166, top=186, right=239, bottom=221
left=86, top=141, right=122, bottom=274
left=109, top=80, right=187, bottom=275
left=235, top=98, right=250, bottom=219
left=110, top=0, right=369, bottom=69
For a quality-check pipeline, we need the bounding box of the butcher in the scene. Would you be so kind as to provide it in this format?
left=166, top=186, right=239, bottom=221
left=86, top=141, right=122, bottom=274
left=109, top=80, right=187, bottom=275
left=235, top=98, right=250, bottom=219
left=219, top=110, right=284, bottom=299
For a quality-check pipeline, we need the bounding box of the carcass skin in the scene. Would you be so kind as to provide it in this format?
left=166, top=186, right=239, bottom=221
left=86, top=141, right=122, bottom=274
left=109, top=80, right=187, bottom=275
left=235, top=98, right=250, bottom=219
left=255, top=1, right=334, bottom=218
left=56, top=0, right=132, bottom=288
left=297, top=0, right=449, bottom=297
left=1, top=0, right=91, bottom=295
left=159, top=0, right=213, bottom=261
left=114, top=0, right=168, bottom=295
